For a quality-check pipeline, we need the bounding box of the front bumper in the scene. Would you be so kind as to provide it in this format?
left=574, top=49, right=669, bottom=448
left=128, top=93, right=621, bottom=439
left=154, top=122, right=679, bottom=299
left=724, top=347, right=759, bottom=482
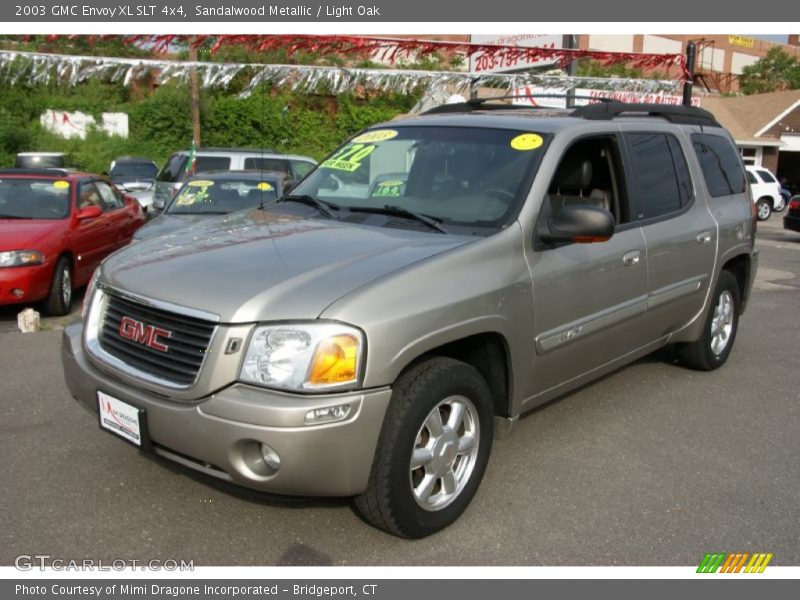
left=62, top=322, right=391, bottom=497
left=0, top=263, right=51, bottom=305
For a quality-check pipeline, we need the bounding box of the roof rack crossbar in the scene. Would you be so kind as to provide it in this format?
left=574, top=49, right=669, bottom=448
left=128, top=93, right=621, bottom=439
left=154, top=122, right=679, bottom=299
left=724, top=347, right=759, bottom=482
left=422, top=94, right=612, bottom=115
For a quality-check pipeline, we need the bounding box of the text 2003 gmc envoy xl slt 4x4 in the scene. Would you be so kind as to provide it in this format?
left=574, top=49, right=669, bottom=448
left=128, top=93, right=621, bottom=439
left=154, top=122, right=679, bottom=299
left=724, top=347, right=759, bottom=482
left=63, top=101, right=758, bottom=538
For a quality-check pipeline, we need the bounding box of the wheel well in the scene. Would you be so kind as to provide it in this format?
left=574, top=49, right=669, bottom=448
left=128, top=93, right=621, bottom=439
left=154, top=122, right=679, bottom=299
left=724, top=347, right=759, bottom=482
left=757, top=196, right=773, bottom=208
left=408, top=333, right=512, bottom=418
left=722, top=254, right=749, bottom=312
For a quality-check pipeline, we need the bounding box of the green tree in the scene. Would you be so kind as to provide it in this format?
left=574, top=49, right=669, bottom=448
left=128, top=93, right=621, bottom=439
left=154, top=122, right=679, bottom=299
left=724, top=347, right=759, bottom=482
left=739, top=47, right=800, bottom=95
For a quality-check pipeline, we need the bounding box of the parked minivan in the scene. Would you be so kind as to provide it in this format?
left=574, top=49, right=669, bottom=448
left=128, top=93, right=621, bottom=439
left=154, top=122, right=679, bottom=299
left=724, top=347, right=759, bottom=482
left=153, top=148, right=316, bottom=210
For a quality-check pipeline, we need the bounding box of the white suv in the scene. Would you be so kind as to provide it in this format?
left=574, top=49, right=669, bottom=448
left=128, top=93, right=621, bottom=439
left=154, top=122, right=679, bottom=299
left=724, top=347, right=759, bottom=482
left=746, top=165, right=783, bottom=220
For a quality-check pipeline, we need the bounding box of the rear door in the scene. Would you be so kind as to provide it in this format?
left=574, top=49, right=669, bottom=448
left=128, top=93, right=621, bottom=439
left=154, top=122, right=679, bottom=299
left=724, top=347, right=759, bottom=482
left=622, top=129, right=717, bottom=340
left=95, top=180, right=135, bottom=251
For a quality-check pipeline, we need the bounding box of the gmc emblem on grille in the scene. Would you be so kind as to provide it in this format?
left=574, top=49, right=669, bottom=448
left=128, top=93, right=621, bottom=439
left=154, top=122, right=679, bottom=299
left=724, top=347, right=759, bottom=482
left=118, top=316, right=172, bottom=352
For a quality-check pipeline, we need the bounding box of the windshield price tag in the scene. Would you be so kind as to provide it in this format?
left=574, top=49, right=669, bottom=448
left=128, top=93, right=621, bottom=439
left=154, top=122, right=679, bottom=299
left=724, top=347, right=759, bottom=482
left=321, top=143, right=377, bottom=172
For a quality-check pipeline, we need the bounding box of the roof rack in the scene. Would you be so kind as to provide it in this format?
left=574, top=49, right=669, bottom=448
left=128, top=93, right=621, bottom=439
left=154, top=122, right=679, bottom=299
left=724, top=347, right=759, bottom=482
left=570, top=101, right=720, bottom=126
left=0, top=168, right=71, bottom=177
left=422, top=94, right=612, bottom=115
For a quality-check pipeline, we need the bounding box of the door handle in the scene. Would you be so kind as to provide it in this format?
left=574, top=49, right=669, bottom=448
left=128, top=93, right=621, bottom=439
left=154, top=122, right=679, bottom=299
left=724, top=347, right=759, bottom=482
left=697, top=231, right=712, bottom=244
left=622, top=251, right=641, bottom=266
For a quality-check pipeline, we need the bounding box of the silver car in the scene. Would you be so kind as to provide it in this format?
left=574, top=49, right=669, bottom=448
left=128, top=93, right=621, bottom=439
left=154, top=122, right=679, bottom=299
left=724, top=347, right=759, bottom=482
left=62, top=101, right=758, bottom=538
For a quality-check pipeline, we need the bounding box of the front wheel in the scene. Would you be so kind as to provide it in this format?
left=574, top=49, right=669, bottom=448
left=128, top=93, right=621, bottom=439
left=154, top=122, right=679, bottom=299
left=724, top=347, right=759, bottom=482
left=43, top=256, right=73, bottom=316
left=676, top=270, right=741, bottom=371
left=756, top=198, right=772, bottom=221
left=354, top=357, right=494, bottom=538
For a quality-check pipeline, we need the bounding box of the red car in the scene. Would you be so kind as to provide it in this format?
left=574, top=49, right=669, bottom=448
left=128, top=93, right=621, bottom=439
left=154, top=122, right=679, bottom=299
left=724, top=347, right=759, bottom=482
left=0, top=169, right=145, bottom=315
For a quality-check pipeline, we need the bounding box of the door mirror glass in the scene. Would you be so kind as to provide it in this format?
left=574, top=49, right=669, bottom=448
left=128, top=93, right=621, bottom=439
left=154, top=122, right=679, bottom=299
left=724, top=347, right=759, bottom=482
left=540, top=204, right=615, bottom=244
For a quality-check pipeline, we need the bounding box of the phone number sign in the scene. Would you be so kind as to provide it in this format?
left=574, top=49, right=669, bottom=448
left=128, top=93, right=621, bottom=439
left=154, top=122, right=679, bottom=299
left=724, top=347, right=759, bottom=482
left=469, top=34, right=563, bottom=73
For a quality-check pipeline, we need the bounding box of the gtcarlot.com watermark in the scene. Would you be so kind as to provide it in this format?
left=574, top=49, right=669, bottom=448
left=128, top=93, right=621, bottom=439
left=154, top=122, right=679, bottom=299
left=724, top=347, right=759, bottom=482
left=15, top=554, right=194, bottom=571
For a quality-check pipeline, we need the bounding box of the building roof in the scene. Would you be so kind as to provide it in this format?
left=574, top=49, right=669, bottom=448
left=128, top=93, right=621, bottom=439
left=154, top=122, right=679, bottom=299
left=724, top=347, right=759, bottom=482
left=701, top=90, right=800, bottom=146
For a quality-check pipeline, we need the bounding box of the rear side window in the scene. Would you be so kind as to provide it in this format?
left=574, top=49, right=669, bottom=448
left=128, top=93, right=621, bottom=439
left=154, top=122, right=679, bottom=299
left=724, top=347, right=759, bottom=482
left=244, top=157, right=288, bottom=173
left=195, top=156, right=231, bottom=172
left=746, top=170, right=757, bottom=184
left=756, top=169, right=776, bottom=183
left=691, top=133, right=746, bottom=197
left=290, top=159, right=315, bottom=178
left=626, top=133, right=684, bottom=219
left=157, top=154, right=187, bottom=183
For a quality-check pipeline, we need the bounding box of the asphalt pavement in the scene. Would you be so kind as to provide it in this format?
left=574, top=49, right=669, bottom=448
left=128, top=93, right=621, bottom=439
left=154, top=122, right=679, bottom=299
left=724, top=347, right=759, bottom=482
left=0, top=216, right=798, bottom=566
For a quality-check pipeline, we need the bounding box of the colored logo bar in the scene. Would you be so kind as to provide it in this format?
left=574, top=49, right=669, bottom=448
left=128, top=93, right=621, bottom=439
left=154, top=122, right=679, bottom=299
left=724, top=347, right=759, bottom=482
left=697, top=552, right=773, bottom=573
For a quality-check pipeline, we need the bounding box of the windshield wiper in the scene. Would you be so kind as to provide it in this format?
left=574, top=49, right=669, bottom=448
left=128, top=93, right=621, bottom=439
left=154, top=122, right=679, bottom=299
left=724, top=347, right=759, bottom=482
left=376, top=204, right=448, bottom=234
left=274, top=195, right=340, bottom=220
left=0, top=214, right=33, bottom=219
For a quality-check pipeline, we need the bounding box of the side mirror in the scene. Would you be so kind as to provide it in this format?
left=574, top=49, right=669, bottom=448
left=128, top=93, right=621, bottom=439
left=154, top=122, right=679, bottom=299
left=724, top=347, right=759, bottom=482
left=77, top=205, right=102, bottom=220
left=540, top=204, right=614, bottom=244
left=152, top=196, right=165, bottom=211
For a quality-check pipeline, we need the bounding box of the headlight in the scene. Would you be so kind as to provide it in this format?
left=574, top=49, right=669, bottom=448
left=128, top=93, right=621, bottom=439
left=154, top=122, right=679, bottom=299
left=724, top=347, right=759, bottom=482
left=81, top=268, right=101, bottom=320
left=0, top=250, right=43, bottom=268
left=240, top=323, right=364, bottom=392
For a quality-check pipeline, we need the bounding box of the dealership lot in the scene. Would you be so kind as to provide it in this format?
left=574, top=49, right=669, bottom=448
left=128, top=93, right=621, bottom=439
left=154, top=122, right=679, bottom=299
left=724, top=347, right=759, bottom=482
left=0, top=216, right=798, bottom=566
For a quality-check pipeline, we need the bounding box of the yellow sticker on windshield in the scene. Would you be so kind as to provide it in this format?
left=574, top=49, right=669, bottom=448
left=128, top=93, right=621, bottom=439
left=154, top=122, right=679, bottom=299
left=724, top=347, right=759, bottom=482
left=257, top=182, right=274, bottom=191
left=510, top=133, right=544, bottom=151
left=352, top=129, right=398, bottom=143
left=53, top=180, right=70, bottom=189
left=187, top=180, right=214, bottom=187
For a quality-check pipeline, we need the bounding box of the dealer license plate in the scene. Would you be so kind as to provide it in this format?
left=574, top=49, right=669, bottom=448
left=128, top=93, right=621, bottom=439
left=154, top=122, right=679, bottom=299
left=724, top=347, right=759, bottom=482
left=97, top=391, right=146, bottom=447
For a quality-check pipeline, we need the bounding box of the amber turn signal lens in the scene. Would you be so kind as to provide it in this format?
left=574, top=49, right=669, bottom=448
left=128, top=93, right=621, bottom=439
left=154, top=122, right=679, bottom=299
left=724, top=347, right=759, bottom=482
left=308, top=334, right=359, bottom=385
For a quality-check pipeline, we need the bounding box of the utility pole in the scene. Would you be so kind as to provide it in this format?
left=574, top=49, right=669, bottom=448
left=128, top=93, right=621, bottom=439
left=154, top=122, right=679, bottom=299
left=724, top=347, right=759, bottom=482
left=188, top=41, right=202, bottom=146
left=683, top=41, right=697, bottom=107
left=563, top=34, right=578, bottom=109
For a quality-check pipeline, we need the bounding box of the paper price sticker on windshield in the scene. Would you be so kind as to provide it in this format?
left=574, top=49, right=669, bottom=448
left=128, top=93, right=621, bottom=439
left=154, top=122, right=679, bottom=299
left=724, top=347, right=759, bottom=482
left=188, top=180, right=214, bottom=187
left=53, top=181, right=70, bottom=189
left=322, top=143, right=377, bottom=172
left=257, top=182, right=274, bottom=191
left=352, top=129, right=398, bottom=143
left=510, top=133, right=544, bottom=151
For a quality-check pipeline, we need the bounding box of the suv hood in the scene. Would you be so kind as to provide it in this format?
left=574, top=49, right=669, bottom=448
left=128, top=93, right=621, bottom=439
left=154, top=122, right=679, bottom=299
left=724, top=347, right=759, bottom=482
left=101, top=208, right=473, bottom=323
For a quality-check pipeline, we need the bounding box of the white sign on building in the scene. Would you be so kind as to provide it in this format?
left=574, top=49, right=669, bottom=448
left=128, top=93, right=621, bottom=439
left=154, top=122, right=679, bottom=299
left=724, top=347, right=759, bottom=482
left=469, top=34, right=563, bottom=74
left=40, top=110, right=129, bottom=139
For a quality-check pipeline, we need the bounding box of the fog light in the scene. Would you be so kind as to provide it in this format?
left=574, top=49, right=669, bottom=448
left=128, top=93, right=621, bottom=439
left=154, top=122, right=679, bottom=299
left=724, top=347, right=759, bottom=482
left=305, top=404, right=351, bottom=424
left=260, top=444, right=281, bottom=471
left=11, top=289, right=24, bottom=298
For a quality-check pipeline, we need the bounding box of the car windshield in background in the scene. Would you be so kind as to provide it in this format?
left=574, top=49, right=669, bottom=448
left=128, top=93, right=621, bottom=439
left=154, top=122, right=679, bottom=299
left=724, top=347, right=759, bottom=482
left=167, top=178, right=279, bottom=215
left=0, top=178, right=71, bottom=220
left=291, top=126, right=547, bottom=235
left=110, top=163, right=158, bottom=179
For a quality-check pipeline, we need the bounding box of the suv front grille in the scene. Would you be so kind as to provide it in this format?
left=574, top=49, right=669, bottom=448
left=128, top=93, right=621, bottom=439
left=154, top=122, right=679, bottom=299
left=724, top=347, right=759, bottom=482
left=99, top=293, right=216, bottom=387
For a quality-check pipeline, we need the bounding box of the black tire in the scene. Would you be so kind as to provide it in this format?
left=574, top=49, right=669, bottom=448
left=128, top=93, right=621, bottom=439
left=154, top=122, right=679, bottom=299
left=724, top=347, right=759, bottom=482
left=677, top=270, right=740, bottom=371
left=756, top=198, right=771, bottom=221
left=43, top=256, right=72, bottom=316
left=354, top=357, right=494, bottom=538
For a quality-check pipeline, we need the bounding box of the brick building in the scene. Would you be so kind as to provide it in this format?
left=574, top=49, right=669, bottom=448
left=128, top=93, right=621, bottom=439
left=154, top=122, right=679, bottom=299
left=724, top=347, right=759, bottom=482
left=577, top=34, right=800, bottom=93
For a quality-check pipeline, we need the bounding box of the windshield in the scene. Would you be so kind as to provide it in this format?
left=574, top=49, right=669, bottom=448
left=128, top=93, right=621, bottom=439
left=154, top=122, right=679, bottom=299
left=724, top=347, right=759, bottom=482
left=0, top=178, right=71, bottom=219
left=167, top=178, right=279, bottom=215
left=110, top=163, right=157, bottom=179
left=291, top=126, right=547, bottom=235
